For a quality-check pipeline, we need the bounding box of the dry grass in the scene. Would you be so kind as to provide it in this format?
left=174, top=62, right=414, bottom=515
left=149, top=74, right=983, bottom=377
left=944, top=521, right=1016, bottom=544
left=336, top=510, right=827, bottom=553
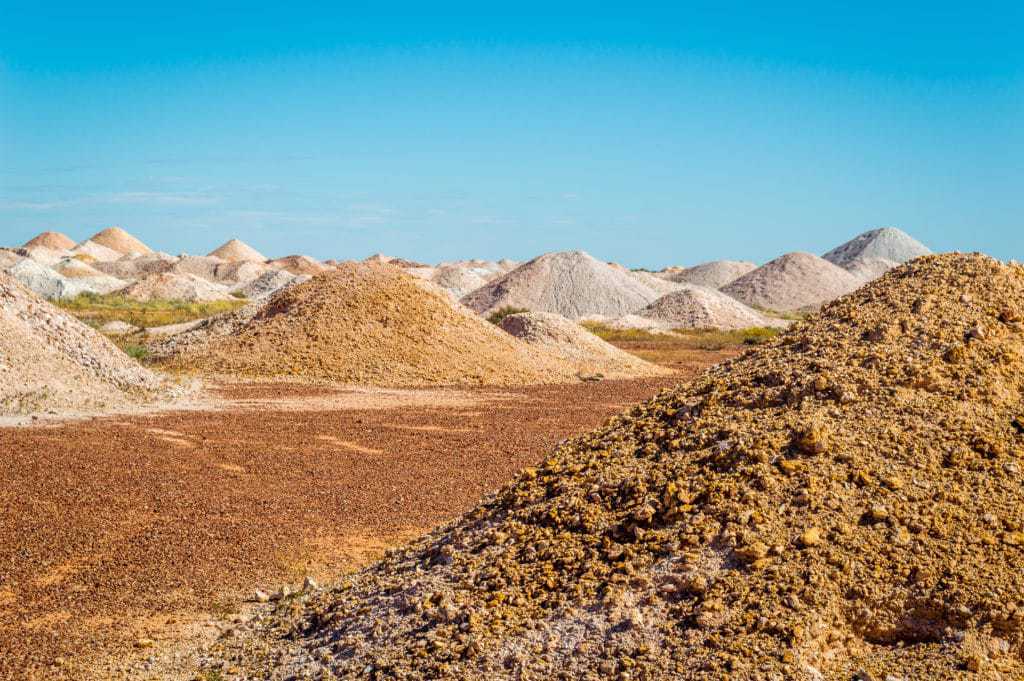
left=57, top=293, right=246, bottom=329
left=581, top=321, right=780, bottom=350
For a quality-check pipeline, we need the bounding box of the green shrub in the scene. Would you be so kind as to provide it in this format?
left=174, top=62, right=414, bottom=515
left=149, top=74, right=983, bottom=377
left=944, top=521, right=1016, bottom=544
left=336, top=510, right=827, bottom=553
left=487, top=306, right=530, bottom=325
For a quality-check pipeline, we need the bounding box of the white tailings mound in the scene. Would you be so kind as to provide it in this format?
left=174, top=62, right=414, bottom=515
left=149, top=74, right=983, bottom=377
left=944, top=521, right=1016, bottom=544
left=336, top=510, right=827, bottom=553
left=721, top=251, right=862, bottom=312
left=823, top=227, right=931, bottom=267
left=429, top=265, right=490, bottom=299
left=663, top=260, right=758, bottom=289
left=208, top=238, right=268, bottom=263
left=117, top=272, right=235, bottom=302
left=461, top=251, right=667, bottom=319
left=267, top=255, right=329, bottom=275
left=633, top=285, right=788, bottom=330
left=628, top=270, right=684, bottom=296
left=231, top=270, right=309, bottom=300
left=843, top=256, right=900, bottom=282
left=23, top=246, right=71, bottom=267
left=498, top=311, right=668, bottom=379
left=0, top=273, right=171, bottom=415
left=71, top=240, right=124, bottom=263
left=93, top=252, right=178, bottom=280
left=53, top=259, right=127, bottom=294
left=213, top=260, right=270, bottom=285
left=6, top=259, right=85, bottom=299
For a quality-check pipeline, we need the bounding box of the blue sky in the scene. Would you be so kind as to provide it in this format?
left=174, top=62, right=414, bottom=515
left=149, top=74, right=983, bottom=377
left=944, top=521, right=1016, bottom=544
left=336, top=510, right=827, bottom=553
left=1, top=2, right=1021, bottom=266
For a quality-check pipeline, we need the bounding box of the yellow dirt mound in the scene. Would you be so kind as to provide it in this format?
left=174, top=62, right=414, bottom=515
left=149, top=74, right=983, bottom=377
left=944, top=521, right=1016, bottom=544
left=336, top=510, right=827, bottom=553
left=209, top=254, right=1024, bottom=679
left=23, top=231, right=76, bottom=251
left=164, top=263, right=605, bottom=386
left=87, top=226, right=152, bottom=256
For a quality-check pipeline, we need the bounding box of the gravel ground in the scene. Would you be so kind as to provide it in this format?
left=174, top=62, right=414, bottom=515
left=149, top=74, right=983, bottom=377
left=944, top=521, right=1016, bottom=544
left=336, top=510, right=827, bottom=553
left=0, top=372, right=719, bottom=679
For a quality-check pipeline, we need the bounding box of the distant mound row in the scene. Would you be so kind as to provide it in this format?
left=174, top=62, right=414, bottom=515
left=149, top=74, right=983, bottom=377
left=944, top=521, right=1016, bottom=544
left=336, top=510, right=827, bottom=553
left=160, top=263, right=663, bottom=385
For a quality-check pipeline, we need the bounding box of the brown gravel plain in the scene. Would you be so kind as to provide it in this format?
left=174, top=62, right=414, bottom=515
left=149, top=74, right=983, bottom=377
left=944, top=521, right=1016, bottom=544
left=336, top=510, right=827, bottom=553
left=0, top=342, right=735, bottom=680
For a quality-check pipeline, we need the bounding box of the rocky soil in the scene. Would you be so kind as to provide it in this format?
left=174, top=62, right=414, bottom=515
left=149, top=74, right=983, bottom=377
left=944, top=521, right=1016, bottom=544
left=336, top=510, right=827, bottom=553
left=205, top=254, right=1024, bottom=679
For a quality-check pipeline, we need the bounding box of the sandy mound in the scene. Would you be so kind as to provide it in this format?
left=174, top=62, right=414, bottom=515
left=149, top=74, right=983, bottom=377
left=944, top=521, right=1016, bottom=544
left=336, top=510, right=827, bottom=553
left=208, top=238, right=268, bottom=263
left=629, top=270, right=685, bottom=296
left=5, top=259, right=84, bottom=299
left=92, top=252, right=178, bottom=280
left=461, top=251, right=668, bottom=319
left=364, top=253, right=428, bottom=268
left=722, top=252, right=862, bottom=312
left=71, top=240, right=123, bottom=263
left=0, top=250, right=24, bottom=270
left=665, top=260, right=758, bottom=289
left=499, top=312, right=667, bottom=378
left=162, top=264, right=593, bottom=386
left=0, top=273, right=170, bottom=415
left=430, top=265, right=491, bottom=299
left=117, top=272, right=234, bottom=302
left=168, top=255, right=227, bottom=282
left=23, top=231, right=76, bottom=251
left=212, top=254, right=1024, bottom=679
left=147, top=302, right=262, bottom=359
left=213, top=260, right=271, bottom=286
left=267, top=255, right=329, bottom=276
left=22, top=245, right=70, bottom=266
left=231, top=270, right=308, bottom=300
left=844, top=256, right=900, bottom=282
left=87, top=226, right=152, bottom=256
left=824, top=227, right=931, bottom=267
left=636, top=285, right=789, bottom=330
left=52, top=259, right=127, bottom=295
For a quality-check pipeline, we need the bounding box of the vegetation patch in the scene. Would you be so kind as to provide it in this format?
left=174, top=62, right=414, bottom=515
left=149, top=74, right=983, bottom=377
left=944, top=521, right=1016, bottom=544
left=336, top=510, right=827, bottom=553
left=486, top=306, right=530, bottom=325
left=56, top=293, right=246, bottom=329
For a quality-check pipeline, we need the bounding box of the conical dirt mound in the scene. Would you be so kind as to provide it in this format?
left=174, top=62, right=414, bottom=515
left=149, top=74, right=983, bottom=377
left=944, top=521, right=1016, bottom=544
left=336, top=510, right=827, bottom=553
left=665, top=260, right=758, bottom=289
left=267, top=254, right=329, bottom=276
left=208, top=238, right=268, bottom=263
left=461, top=251, right=667, bottom=319
left=722, top=252, right=862, bottom=312
left=210, top=254, right=1024, bottom=679
left=162, top=263, right=592, bottom=386
left=87, top=226, right=152, bottom=256
left=823, top=227, right=931, bottom=267
left=0, top=272, right=169, bottom=415
left=637, top=285, right=788, bottom=330
left=498, top=311, right=669, bottom=379
left=23, top=231, right=76, bottom=250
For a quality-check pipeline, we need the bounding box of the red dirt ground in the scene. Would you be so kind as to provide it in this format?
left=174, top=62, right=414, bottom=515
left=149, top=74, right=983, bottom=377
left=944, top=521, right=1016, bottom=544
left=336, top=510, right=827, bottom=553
left=0, top=347, right=738, bottom=680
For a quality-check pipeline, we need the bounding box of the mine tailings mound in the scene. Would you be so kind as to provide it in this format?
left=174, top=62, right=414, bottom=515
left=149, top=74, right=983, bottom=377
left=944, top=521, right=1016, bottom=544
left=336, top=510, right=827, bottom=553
left=212, top=254, right=1024, bottom=679
left=23, top=231, right=76, bottom=251
left=0, top=272, right=171, bottom=415
left=461, top=250, right=668, bottom=319
left=161, top=263, right=608, bottom=386
left=498, top=311, right=668, bottom=379
left=722, top=251, right=862, bottom=312
left=87, top=226, right=153, bottom=256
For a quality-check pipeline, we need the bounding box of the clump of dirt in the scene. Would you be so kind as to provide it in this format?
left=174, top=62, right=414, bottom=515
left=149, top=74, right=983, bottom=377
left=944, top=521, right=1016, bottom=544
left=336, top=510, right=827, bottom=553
left=87, top=226, right=153, bottom=256
left=23, top=231, right=76, bottom=251
left=208, top=238, right=268, bottom=263
left=0, top=272, right=173, bottom=415
left=498, top=311, right=669, bottom=379
left=209, top=254, right=1024, bottom=679
left=117, top=272, right=234, bottom=302
left=722, top=252, right=862, bottom=312
left=162, top=263, right=590, bottom=386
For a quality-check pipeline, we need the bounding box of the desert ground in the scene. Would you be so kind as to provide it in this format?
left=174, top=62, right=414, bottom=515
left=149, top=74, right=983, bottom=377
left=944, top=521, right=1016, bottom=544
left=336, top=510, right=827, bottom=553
left=6, top=227, right=1023, bottom=679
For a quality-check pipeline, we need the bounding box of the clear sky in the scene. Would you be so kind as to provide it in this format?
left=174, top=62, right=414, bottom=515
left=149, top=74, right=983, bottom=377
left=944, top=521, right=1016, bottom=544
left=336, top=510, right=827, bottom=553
left=1, top=2, right=1021, bottom=267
